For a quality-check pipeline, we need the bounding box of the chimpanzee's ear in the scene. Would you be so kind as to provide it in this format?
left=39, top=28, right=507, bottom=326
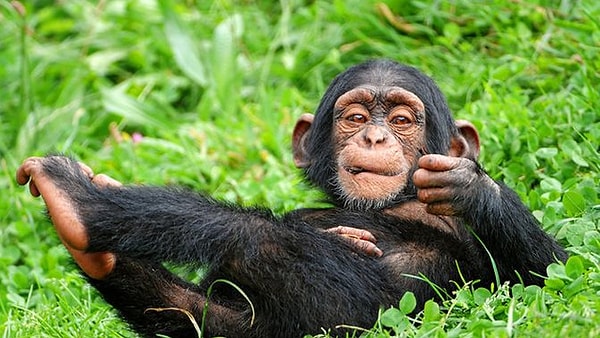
left=448, top=120, right=480, bottom=160
left=292, top=114, right=314, bottom=168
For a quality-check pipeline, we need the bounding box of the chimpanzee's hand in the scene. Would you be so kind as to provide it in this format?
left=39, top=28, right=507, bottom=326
left=325, top=226, right=383, bottom=257
left=413, top=154, right=499, bottom=217
left=16, top=156, right=118, bottom=279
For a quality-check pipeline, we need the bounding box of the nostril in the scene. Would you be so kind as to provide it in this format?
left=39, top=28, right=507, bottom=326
left=363, top=126, right=387, bottom=145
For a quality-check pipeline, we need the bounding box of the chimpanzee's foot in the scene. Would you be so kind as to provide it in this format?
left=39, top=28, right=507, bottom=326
left=17, top=157, right=116, bottom=279
left=17, top=157, right=91, bottom=250
left=92, top=173, right=123, bottom=188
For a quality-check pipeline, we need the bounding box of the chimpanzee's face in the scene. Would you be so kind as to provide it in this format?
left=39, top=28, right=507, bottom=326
left=331, top=86, right=426, bottom=209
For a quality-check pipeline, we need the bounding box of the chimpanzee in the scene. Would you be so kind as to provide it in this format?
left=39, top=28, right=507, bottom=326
left=17, top=59, right=567, bottom=338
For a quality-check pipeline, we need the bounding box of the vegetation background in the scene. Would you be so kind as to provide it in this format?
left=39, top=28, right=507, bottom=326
left=1, top=0, right=599, bottom=337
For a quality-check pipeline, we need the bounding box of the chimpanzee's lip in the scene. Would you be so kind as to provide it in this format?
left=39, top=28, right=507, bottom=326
left=343, top=166, right=400, bottom=177
left=344, top=166, right=365, bottom=174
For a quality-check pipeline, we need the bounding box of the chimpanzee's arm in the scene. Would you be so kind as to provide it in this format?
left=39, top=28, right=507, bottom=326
left=465, top=180, right=567, bottom=284
left=414, top=154, right=567, bottom=285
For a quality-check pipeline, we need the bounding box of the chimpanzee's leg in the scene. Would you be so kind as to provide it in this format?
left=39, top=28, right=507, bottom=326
left=17, top=155, right=389, bottom=337
left=86, top=257, right=252, bottom=338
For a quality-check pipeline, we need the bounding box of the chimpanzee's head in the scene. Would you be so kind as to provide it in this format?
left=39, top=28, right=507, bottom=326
left=293, top=59, right=479, bottom=210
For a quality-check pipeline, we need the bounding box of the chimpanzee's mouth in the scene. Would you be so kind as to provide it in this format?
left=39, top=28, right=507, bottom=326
left=345, top=166, right=365, bottom=174
left=343, top=166, right=400, bottom=177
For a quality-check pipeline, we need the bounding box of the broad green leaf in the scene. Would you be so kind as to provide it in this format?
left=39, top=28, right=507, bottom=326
left=101, top=87, right=163, bottom=127
left=422, top=300, right=441, bottom=322
left=583, top=231, right=600, bottom=250
left=473, top=288, right=492, bottom=306
left=0, top=246, right=21, bottom=266
left=561, top=139, right=589, bottom=167
left=563, top=276, right=585, bottom=298
left=540, top=176, right=562, bottom=192
left=565, top=256, right=585, bottom=279
left=565, top=223, right=585, bottom=246
left=380, top=307, right=403, bottom=327
left=562, top=190, right=586, bottom=217
left=536, top=147, right=558, bottom=159
left=399, top=291, right=417, bottom=314
left=546, top=262, right=567, bottom=279
left=159, top=0, right=207, bottom=86
left=544, top=278, right=565, bottom=290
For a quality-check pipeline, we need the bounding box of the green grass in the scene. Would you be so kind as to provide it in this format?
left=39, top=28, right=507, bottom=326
left=1, top=0, right=599, bottom=337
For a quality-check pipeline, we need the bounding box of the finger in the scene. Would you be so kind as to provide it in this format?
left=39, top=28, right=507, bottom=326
left=92, top=174, right=123, bottom=188
left=329, top=226, right=377, bottom=242
left=17, top=158, right=43, bottom=196
left=412, top=168, right=434, bottom=188
left=416, top=187, right=453, bottom=204
left=16, top=157, right=42, bottom=185
left=16, top=165, right=30, bottom=185
left=418, top=154, right=462, bottom=172
left=413, top=168, right=457, bottom=189
left=29, top=180, right=41, bottom=197
left=77, top=162, right=94, bottom=179
left=349, top=239, right=383, bottom=257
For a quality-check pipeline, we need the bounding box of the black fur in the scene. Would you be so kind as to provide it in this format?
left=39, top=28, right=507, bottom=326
left=41, top=156, right=486, bottom=337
